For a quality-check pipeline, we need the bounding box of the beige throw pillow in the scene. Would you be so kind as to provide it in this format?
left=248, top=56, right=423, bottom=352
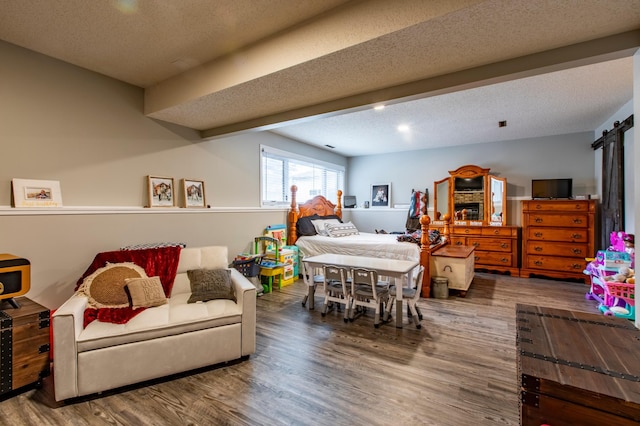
left=125, top=276, right=167, bottom=309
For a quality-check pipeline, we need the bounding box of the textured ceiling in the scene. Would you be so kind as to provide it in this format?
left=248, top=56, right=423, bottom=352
left=1, top=0, right=639, bottom=156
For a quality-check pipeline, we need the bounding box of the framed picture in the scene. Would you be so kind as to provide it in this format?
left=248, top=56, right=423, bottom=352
left=147, top=175, right=175, bottom=207
left=182, top=178, right=206, bottom=208
left=12, top=178, right=63, bottom=208
left=371, top=183, right=391, bottom=208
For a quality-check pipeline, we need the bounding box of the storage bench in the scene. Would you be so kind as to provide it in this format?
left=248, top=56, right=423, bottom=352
left=516, top=304, right=640, bottom=425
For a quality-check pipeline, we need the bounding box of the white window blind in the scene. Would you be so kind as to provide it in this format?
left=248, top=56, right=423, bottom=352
left=260, top=145, right=344, bottom=206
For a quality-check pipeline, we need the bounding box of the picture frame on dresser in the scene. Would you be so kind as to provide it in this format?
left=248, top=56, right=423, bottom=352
left=147, top=175, right=175, bottom=208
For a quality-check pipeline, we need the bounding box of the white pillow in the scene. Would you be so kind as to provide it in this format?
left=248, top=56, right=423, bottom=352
left=326, top=221, right=359, bottom=238
left=311, top=218, right=341, bottom=236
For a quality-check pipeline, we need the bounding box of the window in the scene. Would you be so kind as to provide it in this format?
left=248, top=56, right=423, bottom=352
left=261, top=145, right=344, bottom=206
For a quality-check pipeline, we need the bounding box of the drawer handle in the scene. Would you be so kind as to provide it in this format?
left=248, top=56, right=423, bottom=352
left=500, top=243, right=508, bottom=249
left=573, top=218, right=583, bottom=224
left=455, top=241, right=463, bottom=246
left=535, top=204, right=542, bottom=209
left=534, top=217, right=543, bottom=223
left=534, top=260, right=543, bottom=266
left=572, top=263, right=582, bottom=270
left=572, top=234, right=582, bottom=239
left=474, top=256, right=480, bottom=261
left=534, top=232, right=543, bottom=238
left=572, top=248, right=583, bottom=254
left=464, top=229, right=470, bottom=234
left=472, top=242, right=480, bottom=247
left=534, top=246, right=543, bottom=252
left=493, top=230, right=500, bottom=235
left=501, top=258, right=509, bottom=263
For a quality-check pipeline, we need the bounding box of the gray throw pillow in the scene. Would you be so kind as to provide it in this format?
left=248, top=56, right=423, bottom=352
left=187, top=269, right=235, bottom=303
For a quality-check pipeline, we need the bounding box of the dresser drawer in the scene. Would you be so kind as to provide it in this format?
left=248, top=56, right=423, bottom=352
left=526, top=241, right=589, bottom=258
left=525, top=255, right=586, bottom=273
left=450, top=237, right=468, bottom=247
left=526, top=213, right=589, bottom=228
left=475, top=251, right=513, bottom=267
left=523, top=200, right=591, bottom=212
left=452, top=227, right=482, bottom=236
left=467, top=237, right=512, bottom=252
left=527, top=227, right=588, bottom=242
left=481, top=226, right=517, bottom=237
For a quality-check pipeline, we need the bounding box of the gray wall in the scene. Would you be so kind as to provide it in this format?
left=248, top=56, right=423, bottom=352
left=0, top=40, right=345, bottom=308
left=346, top=132, right=597, bottom=231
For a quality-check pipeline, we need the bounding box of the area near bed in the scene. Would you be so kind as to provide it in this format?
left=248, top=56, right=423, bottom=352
left=287, top=185, right=449, bottom=298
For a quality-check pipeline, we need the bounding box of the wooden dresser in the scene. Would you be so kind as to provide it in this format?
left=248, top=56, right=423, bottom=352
left=521, top=199, right=596, bottom=282
left=448, top=225, right=521, bottom=276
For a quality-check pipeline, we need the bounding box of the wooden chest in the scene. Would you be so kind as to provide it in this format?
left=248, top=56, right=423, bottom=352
left=516, top=304, right=640, bottom=425
left=521, top=199, right=596, bottom=282
left=431, top=245, right=475, bottom=295
left=0, top=297, right=50, bottom=396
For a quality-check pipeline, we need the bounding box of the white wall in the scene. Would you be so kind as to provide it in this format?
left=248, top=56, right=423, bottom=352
left=0, top=40, right=346, bottom=308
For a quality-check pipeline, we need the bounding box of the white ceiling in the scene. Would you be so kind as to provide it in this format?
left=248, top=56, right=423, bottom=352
left=1, top=0, right=639, bottom=157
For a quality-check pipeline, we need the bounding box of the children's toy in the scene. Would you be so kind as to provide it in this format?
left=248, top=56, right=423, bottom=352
left=254, top=236, right=286, bottom=293
left=599, top=280, right=635, bottom=320
left=583, top=230, right=635, bottom=320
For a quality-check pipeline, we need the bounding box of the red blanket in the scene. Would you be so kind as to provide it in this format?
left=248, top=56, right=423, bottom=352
left=76, top=246, right=182, bottom=327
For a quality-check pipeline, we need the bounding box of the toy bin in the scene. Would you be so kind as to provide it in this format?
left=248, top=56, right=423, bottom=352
left=232, top=256, right=262, bottom=277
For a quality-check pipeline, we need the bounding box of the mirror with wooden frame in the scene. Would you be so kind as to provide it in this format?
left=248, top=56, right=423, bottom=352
left=433, top=164, right=507, bottom=226
left=433, top=177, right=450, bottom=221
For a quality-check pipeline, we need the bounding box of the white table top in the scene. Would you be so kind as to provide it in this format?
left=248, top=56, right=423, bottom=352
left=302, top=253, right=418, bottom=276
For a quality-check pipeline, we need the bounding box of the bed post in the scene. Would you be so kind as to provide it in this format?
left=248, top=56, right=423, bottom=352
left=336, top=190, right=343, bottom=219
left=419, top=214, right=432, bottom=298
left=442, top=213, right=451, bottom=240
left=288, top=185, right=299, bottom=245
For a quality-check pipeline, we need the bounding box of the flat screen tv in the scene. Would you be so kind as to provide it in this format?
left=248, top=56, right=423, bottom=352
left=532, top=178, right=573, bottom=199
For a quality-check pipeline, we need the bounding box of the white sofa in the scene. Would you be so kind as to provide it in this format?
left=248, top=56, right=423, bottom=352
left=52, top=246, right=256, bottom=401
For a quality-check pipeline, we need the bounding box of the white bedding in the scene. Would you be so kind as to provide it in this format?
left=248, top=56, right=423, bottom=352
left=295, top=232, right=419, bottom=261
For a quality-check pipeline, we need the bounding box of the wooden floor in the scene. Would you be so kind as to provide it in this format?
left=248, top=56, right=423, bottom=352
left=0, top=273, right=604, bottom=426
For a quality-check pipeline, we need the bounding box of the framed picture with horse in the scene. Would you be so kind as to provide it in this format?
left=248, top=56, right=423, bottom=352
left=182, top=178, right=206, bottom=208
left=147, top=175, right=175, bottom=207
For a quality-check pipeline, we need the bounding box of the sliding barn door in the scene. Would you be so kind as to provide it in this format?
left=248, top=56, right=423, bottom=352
left=600, top=137, right=624, bottom=250
left=593, top=116, right=633, bottom=251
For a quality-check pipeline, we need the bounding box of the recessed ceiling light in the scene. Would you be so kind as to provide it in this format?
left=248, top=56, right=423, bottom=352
left=499, top=120, right=507, bottom=127
left=374, top=105, right=385, bottom=111
left=397, top=124, right=410, bottom=132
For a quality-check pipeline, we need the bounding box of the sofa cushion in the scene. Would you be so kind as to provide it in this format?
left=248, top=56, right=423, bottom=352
left=187, top=269, right=235, bottom=303
left=80, top=262, right=148, bottom=309
left=125, top=276, right=167, bottom=309
left=76, top=294, right=242, bottom=352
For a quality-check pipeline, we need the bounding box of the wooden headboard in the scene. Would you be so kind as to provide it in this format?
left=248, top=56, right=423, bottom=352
left=287, top=185, right=342, bottom=244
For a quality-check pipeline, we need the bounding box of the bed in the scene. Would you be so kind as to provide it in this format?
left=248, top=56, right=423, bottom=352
left=287, top=185, right=449, bottom=298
